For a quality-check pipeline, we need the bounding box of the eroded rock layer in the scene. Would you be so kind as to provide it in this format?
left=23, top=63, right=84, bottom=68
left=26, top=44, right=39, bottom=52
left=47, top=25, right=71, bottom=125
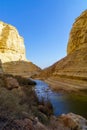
left=3, top=61, right=41, bottom=77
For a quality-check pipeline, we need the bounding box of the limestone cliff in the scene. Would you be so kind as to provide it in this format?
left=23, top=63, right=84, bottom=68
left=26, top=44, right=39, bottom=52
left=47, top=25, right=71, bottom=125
left=34, top=10, right=87, bottom=91
left=0, top=21, right=26, bottom=62
left=0, top=21, right=41, bottom=76
left=67, top=10, right=87, bottom=54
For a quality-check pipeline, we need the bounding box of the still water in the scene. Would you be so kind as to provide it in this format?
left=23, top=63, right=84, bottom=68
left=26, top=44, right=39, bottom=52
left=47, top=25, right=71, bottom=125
left=34, top=80, right=87, bottom=119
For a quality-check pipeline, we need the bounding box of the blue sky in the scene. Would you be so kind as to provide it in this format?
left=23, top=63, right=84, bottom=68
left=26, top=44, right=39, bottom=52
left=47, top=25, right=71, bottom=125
left=0, top=0, right=87, bottom=68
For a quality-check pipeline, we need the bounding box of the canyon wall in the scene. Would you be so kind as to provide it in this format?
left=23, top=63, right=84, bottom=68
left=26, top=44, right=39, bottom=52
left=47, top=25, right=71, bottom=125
left=35, top=10, right=87, bottom=91
left=0, top=21, right=26, bottom=63
left=67, top=10, right=87, bottom=54
left=0, top=21, right=41, bottom=77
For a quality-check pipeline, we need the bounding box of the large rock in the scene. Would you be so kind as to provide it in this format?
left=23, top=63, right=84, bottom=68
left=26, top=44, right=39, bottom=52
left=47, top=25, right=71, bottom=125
left=49, top=113, right=87, bottom=130
left=4, top=76, right=19, bottom=90
left=0, top=21, right=26, bottom=62
left=34, top=10, right=87, bottom=91
left=60, top=113, right=87, bottom=130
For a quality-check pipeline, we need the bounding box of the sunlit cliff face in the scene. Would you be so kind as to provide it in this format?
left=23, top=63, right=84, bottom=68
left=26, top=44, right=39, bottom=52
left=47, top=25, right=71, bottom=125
left=67, top=10, right=87, bottom=55
left=0, top=21, right=26, bottom=63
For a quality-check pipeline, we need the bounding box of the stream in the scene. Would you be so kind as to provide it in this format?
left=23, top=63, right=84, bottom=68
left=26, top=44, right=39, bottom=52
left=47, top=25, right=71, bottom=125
left=34, top=80, right=87, bottom=119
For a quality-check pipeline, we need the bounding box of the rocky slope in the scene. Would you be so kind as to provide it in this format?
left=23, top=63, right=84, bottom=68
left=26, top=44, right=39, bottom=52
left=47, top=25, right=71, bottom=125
left=3, top=61, right=41, bottom=77
left=34, top=10, right=87, bottom=91
left=0, top=73, right=87, bottom=130
left=0, top=112, right=87, bottom=130
left=0, top=21, right=41, bottom=76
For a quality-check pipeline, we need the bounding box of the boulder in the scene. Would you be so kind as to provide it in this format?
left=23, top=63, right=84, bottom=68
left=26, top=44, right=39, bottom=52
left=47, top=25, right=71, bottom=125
left=4, top=76, right=19, bottom=90
left=60, top=113, right=87, bottom=130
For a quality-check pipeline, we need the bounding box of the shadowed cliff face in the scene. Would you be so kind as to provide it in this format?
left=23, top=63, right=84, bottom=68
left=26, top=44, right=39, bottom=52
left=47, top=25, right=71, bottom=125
left=34, top=10, right=87, bottom=91
left=0, top=21, right=26, bottom=62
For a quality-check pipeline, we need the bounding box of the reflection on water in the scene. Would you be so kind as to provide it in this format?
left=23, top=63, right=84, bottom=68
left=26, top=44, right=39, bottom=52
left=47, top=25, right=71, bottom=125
left=34, top=80, right=87, bottom=118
